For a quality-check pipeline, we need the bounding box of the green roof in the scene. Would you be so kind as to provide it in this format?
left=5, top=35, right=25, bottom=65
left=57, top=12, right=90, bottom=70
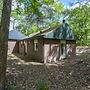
left=43, top=23, right=75, bottom=40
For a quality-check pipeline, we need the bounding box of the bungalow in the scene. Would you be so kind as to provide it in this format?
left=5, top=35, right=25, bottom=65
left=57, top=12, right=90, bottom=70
left=8, top=30, right=27, bottom=54
left=8, top=20, right=76, bottom=63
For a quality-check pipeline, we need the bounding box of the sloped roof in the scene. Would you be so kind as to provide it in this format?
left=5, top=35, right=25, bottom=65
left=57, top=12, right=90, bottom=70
left=23, top=27, right=57, bottom=40
left=45, top=23, right=75, bottom=40
left=9, top=30, right=27, bottom=40
left=9, top=21, right=75, bottom=41
left=38, top=23, right=75, bottom=40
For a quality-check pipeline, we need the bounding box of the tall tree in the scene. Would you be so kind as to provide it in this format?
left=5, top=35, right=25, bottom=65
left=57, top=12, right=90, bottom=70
left=11, top=0, right=64, bottom=35
left=0, top=0, right=3, bottom=21
left=0, top=0, right=12, bottom=89
left=67, top=1, right=90, bottom=45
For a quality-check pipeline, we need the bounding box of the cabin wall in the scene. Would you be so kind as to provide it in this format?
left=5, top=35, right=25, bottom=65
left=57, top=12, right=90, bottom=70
left=8, top=41, right=19, bottom=54
left=19, top=40, right=28, bottom=54
left=66, top=41, right=76, bottom=58
left=44, top=39, right=60, bottom=63
left=8, top=39, right=76, bottom=63
left=44, top=39, right=76, bottom=63
left=27, top=39, right=44, bottom=62
left=13, top=41, right=19, bottom=53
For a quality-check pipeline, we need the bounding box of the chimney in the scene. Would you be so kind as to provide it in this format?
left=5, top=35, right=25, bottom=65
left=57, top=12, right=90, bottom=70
left=62, top=19, right=66, bottom=28
left=63, top=19, right=65, bottom=23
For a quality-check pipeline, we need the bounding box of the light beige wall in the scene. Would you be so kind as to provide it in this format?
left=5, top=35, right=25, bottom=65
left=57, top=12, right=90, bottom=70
left=8, top=41, right=16, bottom=54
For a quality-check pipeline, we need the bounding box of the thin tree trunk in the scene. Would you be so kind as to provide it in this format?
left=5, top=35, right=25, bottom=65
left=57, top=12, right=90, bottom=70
left=0, top=0, right=12, bottom=90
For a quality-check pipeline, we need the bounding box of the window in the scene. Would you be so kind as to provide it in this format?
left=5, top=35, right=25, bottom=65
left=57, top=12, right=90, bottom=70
left=34, top=39, right=38, bottom=51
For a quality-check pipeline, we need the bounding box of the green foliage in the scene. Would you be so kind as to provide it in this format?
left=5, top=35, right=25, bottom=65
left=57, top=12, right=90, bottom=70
left=11, top=0, right=64, bottom=35
left=0, top=0, right=3, bottom=22
left=67, top=3, right=90, bottom=45
left=10, top=85, right=18, bottom=90
left=9, top=85, right=22, bottom=90
left=36, top=80, right=49, bottom=90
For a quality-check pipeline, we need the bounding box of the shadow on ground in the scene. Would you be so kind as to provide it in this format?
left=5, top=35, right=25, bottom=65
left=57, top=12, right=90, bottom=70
left=6, top=46, right=90, bottom=90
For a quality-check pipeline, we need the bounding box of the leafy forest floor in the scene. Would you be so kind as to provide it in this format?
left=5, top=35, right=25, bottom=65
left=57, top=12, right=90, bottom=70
left=6, top=46, right=90, bottom=90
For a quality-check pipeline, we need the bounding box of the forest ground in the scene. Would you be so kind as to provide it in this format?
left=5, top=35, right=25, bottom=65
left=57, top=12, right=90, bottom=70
left=6, top=46, right=90, bottom=90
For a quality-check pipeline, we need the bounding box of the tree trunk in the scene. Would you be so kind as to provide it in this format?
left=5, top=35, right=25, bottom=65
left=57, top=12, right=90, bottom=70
left=0, top=0, right=12, bottom=90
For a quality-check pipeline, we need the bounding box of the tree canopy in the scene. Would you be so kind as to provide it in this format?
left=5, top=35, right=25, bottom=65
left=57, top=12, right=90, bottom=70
left=67, top=1, right=90, bottom=45
left=0, top=0, right=3, bottom=21
left=11, top=0, right=64, bottom=35
left=10, top=0, right=90, bottom=45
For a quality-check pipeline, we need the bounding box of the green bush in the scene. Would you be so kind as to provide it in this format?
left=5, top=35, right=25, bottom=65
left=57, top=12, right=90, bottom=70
left=9, top=85, right=22, bottom=90
left=36, top=80, right=49, bottom=90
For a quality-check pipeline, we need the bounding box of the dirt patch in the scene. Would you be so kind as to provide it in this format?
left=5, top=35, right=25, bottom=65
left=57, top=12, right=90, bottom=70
left=6, top=47, right=90, bottom=90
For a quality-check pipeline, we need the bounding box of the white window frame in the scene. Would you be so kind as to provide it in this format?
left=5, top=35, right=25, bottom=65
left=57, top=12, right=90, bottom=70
left=34, top=39, right=38, bottom=51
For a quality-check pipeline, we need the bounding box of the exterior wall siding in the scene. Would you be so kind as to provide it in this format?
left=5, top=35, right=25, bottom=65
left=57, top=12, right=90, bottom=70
left=44, top=39, right=60, bottom=63
left=43, top=39, right=76, bottom=63
left=18, top=40, right=28, bottom=54
left=8, top=39, right=76, bottom=63
left=8, top=41, right=19, bottom=54
left=27, top=39, right=44, bottom=62
left=13, top=41, right=19, bottom=53
left=66, top=44, right=76, bottom=58
left=66, top=40, right=76, bottom=58
left=19, top=41, right=25, bottom=54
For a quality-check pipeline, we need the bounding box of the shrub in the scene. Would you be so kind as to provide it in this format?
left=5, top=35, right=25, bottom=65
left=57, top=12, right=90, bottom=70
left=36, top=80, right=49, bottom=90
